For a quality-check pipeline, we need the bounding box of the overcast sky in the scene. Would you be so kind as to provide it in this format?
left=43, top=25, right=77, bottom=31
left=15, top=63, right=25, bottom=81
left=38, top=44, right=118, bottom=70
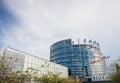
left=0, top=0, right=120, bottom=64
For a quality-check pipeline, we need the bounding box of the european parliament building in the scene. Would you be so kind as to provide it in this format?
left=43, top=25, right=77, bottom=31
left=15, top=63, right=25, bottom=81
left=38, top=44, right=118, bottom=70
left=50, top=39, right=107, bottom=81
left=1, top=47, right=68, bottom=78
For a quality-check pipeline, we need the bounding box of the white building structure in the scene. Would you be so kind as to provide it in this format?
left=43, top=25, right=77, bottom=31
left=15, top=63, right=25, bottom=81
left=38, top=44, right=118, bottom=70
left=1, top=47, right=68, bottom=78
left=89, top=45, right=107, bottom=81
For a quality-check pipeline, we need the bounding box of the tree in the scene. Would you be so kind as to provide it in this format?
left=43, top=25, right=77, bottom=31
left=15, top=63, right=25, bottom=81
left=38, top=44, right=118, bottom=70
left=115, top=64, right=120, bottom=71
left=37, top=72, right=68, bottom=83
left=111, top=63, right=120, bottom=83
left=37, top=72, right=82, bottom=83
left=0, top=55, right=82, bottom=83
left=0, top=55, right=38, bottom=83
left=0, top=55, right=18, bottom=83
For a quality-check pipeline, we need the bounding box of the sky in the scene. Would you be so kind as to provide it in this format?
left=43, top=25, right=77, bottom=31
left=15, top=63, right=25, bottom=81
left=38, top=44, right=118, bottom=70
left=0, top=0, right=120, bottom=64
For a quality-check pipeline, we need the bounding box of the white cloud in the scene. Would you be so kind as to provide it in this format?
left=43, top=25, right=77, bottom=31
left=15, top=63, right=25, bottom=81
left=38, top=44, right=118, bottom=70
left=2, top=0, right=120, bottom=61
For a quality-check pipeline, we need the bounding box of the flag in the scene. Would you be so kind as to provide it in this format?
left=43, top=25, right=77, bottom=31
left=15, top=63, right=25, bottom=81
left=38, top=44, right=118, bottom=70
left=93, top=41, right=96, bottom=44
left=83, top=38, right=86, bottom=43
left=89, top=39, right=92, bottom=44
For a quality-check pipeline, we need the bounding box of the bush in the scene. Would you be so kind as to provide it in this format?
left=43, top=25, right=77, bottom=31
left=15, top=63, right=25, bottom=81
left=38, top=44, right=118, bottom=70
left=110, top=64, right=120, bottom=83
left=0, top=55, right=82, bottom=83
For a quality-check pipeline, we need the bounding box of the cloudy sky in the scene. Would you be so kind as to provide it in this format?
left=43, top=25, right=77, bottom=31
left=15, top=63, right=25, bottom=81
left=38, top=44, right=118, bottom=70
left=0, top=0, right=120, bottom=63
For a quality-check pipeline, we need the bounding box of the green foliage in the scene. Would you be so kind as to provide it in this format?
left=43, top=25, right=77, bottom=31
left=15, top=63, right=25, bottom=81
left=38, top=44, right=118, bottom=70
left=0, top=55, right=82, bottom=83
left=36, top=72, right=82, bottom=83
left=0, top=55, right=38, bottom=83
left=115, top=64, right=120, bottom=71
left=111, top=63, right=120, bottom=83
left=37, top=72, right=68, bottom=83
left=0, top=55, right=18, bottom=83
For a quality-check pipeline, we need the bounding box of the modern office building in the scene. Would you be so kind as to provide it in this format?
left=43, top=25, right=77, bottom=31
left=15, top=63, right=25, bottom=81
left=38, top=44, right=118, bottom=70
left=1, top=47, right=68, bottom=78
left=50, top=39, right=107, bottom=81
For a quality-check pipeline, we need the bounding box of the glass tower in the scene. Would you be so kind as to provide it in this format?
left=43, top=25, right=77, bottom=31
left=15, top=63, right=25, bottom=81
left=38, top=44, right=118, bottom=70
left=50, top=39, right=106, bottom=80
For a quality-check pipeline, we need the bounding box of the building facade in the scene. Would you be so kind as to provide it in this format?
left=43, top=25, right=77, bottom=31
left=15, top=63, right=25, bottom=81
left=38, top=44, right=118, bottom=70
left=50, top=39, right=106, bottom=80
left=1, top=47, right=68, bottom=78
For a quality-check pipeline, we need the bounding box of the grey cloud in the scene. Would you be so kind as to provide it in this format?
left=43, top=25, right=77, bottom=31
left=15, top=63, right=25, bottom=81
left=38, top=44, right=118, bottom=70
left=2, top=0, right=120, bottom=61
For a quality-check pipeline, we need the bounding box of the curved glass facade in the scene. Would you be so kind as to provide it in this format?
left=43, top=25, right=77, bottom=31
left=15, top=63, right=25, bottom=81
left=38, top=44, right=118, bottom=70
left=50, top=39, right=106, bottom=79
